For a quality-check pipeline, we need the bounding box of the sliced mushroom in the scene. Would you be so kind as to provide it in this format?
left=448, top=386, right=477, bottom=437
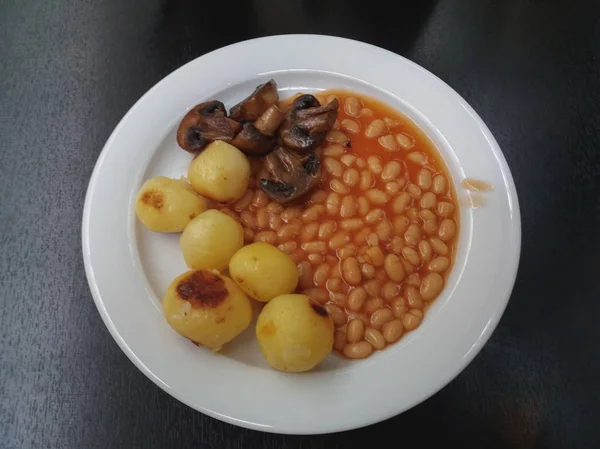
left=259, top=146, right=322, bottom=204
left=176, top=101, right=242, bottom=153
left=279, top=95, right=339, bottom=152
left=229, top=79, right=279, bottom=122
left=231, top=123, right=275, bottom=156
left=254, top=105, right=284, bottom=136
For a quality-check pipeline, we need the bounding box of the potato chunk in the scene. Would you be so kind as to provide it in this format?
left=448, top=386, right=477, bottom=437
left=180, top=209, right=244, bottom=271
left=163, top=269, right=252, bottom=350
left=187, top=140, right=250, bottom=202
left=135, top=176, right=207, bottom=232
left=229, top=242, right=298, bottom=302
left=256, top=294, right=334, bottom=372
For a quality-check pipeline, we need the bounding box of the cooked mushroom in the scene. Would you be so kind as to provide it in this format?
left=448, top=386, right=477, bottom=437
left=229, top=80, right=279, bottom=122
left=254, top=105, right=284, bottom=136
left=279, top=95, right=339, bottom=152
left=231, top=123, right=275, bottom=156
left=176, top=101, right=242, bottom=153
left=259, top=146, right=322, bottom=204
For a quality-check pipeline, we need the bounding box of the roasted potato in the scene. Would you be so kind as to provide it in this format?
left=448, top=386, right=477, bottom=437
left=163, top=269, right=253, bottom=350
left=180, top=209, right=244, bottom=271
left=135, top=176, right=207, bottom=232
left=187, top=140, right=250, bottom=202
left=256, top=294, right=334, bottom=372
left=229, top=242, right=298, bottom=302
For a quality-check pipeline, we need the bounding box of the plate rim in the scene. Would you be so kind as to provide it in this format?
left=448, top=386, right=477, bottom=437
left=82, top=34, right=521, bottom=434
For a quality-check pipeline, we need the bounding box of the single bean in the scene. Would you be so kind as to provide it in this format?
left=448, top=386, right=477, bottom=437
left=382, top=320, right=404, bottom=343
left=343, top=341, right=373, bottom=359
left=343, top=168, right=360, bottom=186
left=342, top=257, right=362, bottom=285
left=438, top=219, right=457, bottom=241
left=428, top=256, right=450, bottom=272
left=384, top=254, right=406, bottom=282
left=346, top=319, right=365, bottom=343
left=420, top=272, right=444, bottom=300
left=365, top=119, right=386, bottom=138
left=429, top=237, right=449, bottom=255
left=370, top=307, right=394, bottom=329
left=364, top=328, right=386, bottom=350
left=403, top=309, right=423, bottom=330
left=301, top=241, right=328, bottom=253
left=378, top=134, right=398, bottom=151
left=348, top=287, right=367, bottom=311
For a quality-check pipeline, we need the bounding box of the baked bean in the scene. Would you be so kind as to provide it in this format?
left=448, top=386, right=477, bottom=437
left=323, top=144, right=345, bottom=157
left=404, top=224, right=422, bottom=246
left=388, top=235, right=404, bottom=254
left=432, top=175, right=448, bottom=195
left=375, top=269, right=388, bottom=283
left=438, top=219, right=456, bottom=241
left=361, top=263, right=376, bottom=278
left=243, top=227, right=255, bottom=243
left=428, top=256, right=450, bottom=272
left=359, top=170, right=374, bottom=191
left=423, top=219, right=438, bottom=236
left=240, top=210, right=257, bottom=229
left=420, top=209, right=436, bottom=221
left=366, top=233, right=379, bottom=247
left=355, top=158, right=366, bottom=169
left=407, top=152, right=427, bottom=165
left=393, top=216, right=410, bottom=236
left=364, top=297, right=385, bottom=315
left=365, top=189, right=389, bottom=205
left=402, top=259, right=416, bottom=276
left=407, top=184, right=422, bottom=200
left=404, top=286, right=424, bottom=309
left=256, top=208, right=270, bottom=229
left=342, top=257, right=362, bottom=285
left=318, top=221, right=336, bottom=240
left=383, top=117, right=401, bottom=128
left=301, top=241, right=327, bottom=253
left=326, top=192, right=341, bottom=215
left=300, top=223, right=319, bottom=242
left=391, top=297, right=408, bottom=319
left=252, top=190, right=269, bottom=208
left=406, top=273, right=421, bottom=287
left=254, top=230, right=277, bottom=245
left=343, top=168, right=360, bottom=186
left=338, top=244, right=357, bottom=259
left=382, top=281, right=400, bottom=301
left=302, top=287, right=329, bottom=304
left=340, top=154, right=357, bottom=167
left=403, top=309, right=423, bottom=330
left=392, top=192, right=412, bottom=213
left=382, top=161, right=402, bottom=181
left=281, top=207, right=301, bottom=222
left=334, top=331, right=347, bottom=351
left=307, top=253, right=323, bottom=265
left=365, top=246, right=385, bottom=267
left=420, top=272, right=444, bottom=300
left=364, top=328, right=386, bottom=349
left=382, top=320, right=404, bottom=343
left=353, top=227, right=372, bottom=245
left=395, top=133, right=415, bottom=149
left=348, top=287, right=367, bottom=312
left=367, top=156, right=383, bottom=175
left=429, top=237, right=449, bottom=255
left=365, top=119, right=386, bottom=138
left=357, top=196, right=370, bottom=215
left=341, top=119, right=360, bottom=134
left=330, top=178, right=350, bottom=194
left=268, top=214, right=283, bottom=231
left=343, top=341, right=373, bottom=359
left=325, top=303, right=347, bottom=326
left=360, top=108, right=373, bottom=117
left=277, top=220, right=302, bottom=239
left=406, top=207, right=420, bottom=222
left=375, top=220, right=393, bottom=241
left=365, top=209, right=384, bottom=224
left=385, top=181, right=402, bottom=195
left=340, top=218, right=363, bottom=231
left=340, top=196, right=357, bottom=218
left=326, top=130, right=350, bottom=146
left=297, top=262, right=313, bottom=290
left=417, top=169, right=433, bottom=190
left=330, top=292, right=346, bottom=305
left=378, top=134, right=398, bottom=152
left=347, top=319, right=365, bottom=343
left=233, top=190, right=253, bottom=211
left=344, top=96, right=361, bottom=117
left=384, top=254, right=406, bottom=282
left=313, top=264, right=330, bottom=287
left=329, top=231, right=350, bottom=250
left=326, top=277, right=343, bottom=292
left=278, top=241, right=297, bottom=253
left=437, top=201, right=456, bottom=218
left=370, top=307, right=394, bottom=329
left=420, top=192, right=437, bottom=209
left=418, top=240, right=433, bottom=262
left=364, top=279, right=382, bottom=297
left=402, top=247, right=421, bottom=266
left=323, top=157, right=344, bottom=177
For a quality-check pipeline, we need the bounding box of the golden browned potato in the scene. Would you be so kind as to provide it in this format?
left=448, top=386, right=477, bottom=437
left=229, top=242, right=298, bottom=302
left=187, top=140, right=250, bottom=202
left=163, top=269, right=253, bottom=350
left=135, top=176, right=208, bottom=232
left=180, top=209, right=244, bottom=271
left=256, top=294, right=334, bottom=372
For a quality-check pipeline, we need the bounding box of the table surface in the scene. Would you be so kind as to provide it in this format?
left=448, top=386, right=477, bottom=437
left=1, top=0, right=599, bottom=447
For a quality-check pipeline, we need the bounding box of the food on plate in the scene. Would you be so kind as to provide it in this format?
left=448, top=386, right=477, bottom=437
left=229, top=242, right=299, bottom=302
left=229, top=79, right=279, bottom=122
left=180, top=209, right=244, bottom=271
left=162, top=269, right=252, bottom=350
left=256, top=294, right=334, bottom=372
left=187, top=140, right=251, bottom=202
left=134, top=176, right=208, bottom=232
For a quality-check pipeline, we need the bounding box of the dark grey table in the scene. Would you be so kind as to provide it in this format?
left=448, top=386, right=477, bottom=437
left=2, top=1, right=599, bottom=448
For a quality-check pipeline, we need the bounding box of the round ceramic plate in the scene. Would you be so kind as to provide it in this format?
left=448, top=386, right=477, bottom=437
left=82, top=35, right=520, bottom=434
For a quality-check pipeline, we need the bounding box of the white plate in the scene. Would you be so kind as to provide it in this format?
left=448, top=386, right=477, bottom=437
left=82, top=35, right=520, bottom=434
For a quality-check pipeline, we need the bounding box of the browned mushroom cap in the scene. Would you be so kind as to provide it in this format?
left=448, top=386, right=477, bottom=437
left=229, top=80, right=279, bottom=122
left=231, top=123, right=275, bottom=156
left=259, top=146, right=322, bottom=204
left=176, top=101, right=242, bottom=153
left=279, top=95, right=339, bottom=152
